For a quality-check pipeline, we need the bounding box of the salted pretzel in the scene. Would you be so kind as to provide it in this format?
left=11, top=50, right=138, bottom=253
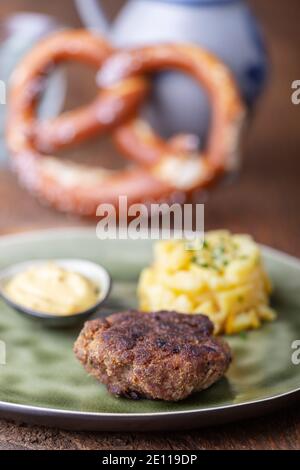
left=98, top=44, right=245, bottom=186
left=7, top=32, right=245, bottom=216
left=7, top=30, right=149, bottom=155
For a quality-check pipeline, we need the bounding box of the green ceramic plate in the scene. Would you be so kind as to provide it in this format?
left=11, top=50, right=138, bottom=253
left=0, top=228, right=299, bottom=431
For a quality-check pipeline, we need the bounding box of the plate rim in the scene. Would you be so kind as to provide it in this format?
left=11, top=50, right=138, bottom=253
left=0, top=226, right=299, bottom=420
left=0, top=384, right=299, bottom=419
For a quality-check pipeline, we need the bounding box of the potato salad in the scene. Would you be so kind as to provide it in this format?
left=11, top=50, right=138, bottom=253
left=138, top=231, right=276, bottom=334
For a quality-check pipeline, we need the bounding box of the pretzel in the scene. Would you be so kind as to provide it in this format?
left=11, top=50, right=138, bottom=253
left=7, top=30, right=148, bottom=154
left=7, top=34, right=245, bottom=216
left=98, top=44, right=245, bottom=186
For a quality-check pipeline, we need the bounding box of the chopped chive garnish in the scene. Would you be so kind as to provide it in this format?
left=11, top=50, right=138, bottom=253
left=239, top=331, right=248, bottom=340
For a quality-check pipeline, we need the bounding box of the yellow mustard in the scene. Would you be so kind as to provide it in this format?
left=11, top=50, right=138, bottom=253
left=4, top=262, right=99, bottom=315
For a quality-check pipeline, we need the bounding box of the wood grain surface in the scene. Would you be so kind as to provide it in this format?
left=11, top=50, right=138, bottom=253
left=0, top=0, right=299, bottom=450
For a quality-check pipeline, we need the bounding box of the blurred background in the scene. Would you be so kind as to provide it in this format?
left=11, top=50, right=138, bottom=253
left=0, top=0, right=299, bottom=257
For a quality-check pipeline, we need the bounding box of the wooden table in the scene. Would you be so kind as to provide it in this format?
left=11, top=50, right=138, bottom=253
left=0, top=0, right=299, bottom=450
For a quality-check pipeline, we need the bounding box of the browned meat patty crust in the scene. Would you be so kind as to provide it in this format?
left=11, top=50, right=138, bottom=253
left=74, top=310, right=232, bottom=401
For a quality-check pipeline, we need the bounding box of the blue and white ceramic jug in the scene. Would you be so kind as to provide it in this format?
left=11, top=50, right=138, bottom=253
left=77, top=0, right=268, bottom=139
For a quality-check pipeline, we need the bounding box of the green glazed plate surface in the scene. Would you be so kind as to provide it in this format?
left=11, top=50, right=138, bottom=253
left=0, top=228, right=299, bottom=431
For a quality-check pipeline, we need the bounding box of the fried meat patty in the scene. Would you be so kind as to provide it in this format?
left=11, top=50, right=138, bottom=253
left=74, top=310, right=232, bottom=401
